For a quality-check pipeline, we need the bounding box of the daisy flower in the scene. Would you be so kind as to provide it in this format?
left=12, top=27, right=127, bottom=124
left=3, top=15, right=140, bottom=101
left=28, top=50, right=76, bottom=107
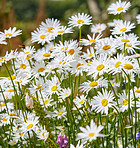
left=111, top=21, right=135, bottom=35
left=73, top=95, right=87, bottom=109
left=80, top=33, right=102, bottom=46
left=31, top=28, right=50, bottom=45
left=18, top=46, right=36, bottom=60
left=70, top=57, right=86, bottom=76
left=39, top=18, right=61, bottom=39
left=0, top=27, right=22, bottom=38
left=87, top=54, right=110, bottom=78
left=21, top=116, right=39, bottom=133
left=54, top=107, right=67, bottom=119
left=115, top=34, right=140, bottom=54
left=109, top=53, right=127, bottom=75
left=79, top=77, right=107, bottom=94
left=76, top=119, right=104, bottom=143
left=32, top=61, right=47, bottom=77
left=43, top=76, right=61, bottom=96
left=81, top=47, right=96, bottom=60
left=91, top=89, right=115, bottom=115
left=108, top=19, right=123, bottom=28
left=33, top=47, right=53, bottom=61
left=58, top=88, right=71, bottom=102
left=91, top=23, right=106, bottom=33
left=68, top=13, right=92, bottom=29
left=107, top=0, right=131, bottom=15
left=57, top=26, right=73, bottom=35
left=136, top=14, right=140, bottom=24
left=118, top=91, right=134, bottom=112
left=37, top=126, right=49, bottom=141
left=95, top=36, right=117, bottom=55
left=38, top=93, right=54, bottom=108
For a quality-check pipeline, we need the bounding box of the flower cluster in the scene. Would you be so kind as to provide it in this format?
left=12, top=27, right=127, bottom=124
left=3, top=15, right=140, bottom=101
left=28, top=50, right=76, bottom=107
left=0, top=0, right=140, bottom=147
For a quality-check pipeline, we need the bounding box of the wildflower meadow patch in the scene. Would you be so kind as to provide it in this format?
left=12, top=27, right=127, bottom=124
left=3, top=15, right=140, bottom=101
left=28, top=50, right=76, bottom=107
left=0, top=0, right=140, bottom=147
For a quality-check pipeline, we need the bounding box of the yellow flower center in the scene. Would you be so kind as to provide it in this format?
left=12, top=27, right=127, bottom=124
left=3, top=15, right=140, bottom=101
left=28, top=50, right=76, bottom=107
left=77, top=19, right=84, bottom=24
left=40, top=35, right=46, bottom=39
left=24, top=51, right=29, bottom=54
left=97, top=28, right=101, bottom=31
left=117, top=7, right=123, bottom=11
left=101, top=99, right=108, bottom=106
left=51, top=85, right=57, bottom=91
left=26, top=56, right=31, bottom=60
left=38, top=67, right=45, bottom=72
left=88, top=133, right=95, bottom=137
left=58, top=30, right=65, bottom=33
left=120, top=28, right=127, bottom=32
left=115, top=61, right=121, bottom=68
left=19, top=133, right=24, bottom=136
left=2, top=118, right=7, bottom=121
left=0, top=103, right=6, bottom=107
left=27, top=124, right=33, bottom=129
left=135, top=89, right=140, bottom=93
left=8, top=75, right=16, bottom=80
left=123, top=99, right=128, bottom=105
left=102, top=45, right=111, bottom=50
left=8, top=89, right=14, bottom=92
left=9, top=113, right=17, bottom=116
left=79, top=100, right=84, bottom=105
left=76, top=63, right=83, bottom=70
left=89, top=81, right=98, bottom=87
left=87, top=62, right=92, bottom=66
left=89, top=39, right=96, bottom=43
left=0, top=58, right=3, bottom=61
left=121, top=39, right=129, bottom=42
left=48, top=27, right=54, bottom=33
left=43, top=53, right=51, bottom=57
left=20, top=64, right=26, bottom=69
left=67, top=49, right=75, bottom=55
left=123, top=64, right=133, bottom=69
left=36, top=85, right=42, bottom=90
left=15, top=80, right=22, bottom=84
left=3, top=57, right=6, bottom=59
left=44, top=100, right=49, bottom=105
left=125, top=43, right=132, bottom=47
left=96, top=64, right=104, bottom=71
left=5, top=33, right=12, bottom=37
left=61, top=47, right=68, bottom=51
left=58, top=112, right=63, bottom=115
left=88, top=53, right=93, bottom=57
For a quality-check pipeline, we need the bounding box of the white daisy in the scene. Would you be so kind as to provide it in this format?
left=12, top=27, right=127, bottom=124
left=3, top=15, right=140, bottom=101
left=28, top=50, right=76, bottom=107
left=76, top=119, right=104, bottom=143
left=31, top=28, right=50, bottom=45
left=111, top=21, right=135, bottom=35
left=68, top=13, right=92, bottom=29
left=108, top=19, right=123, bottom=28
left=57, top=26, right=73, bottom=35
left=91, top=89, right=115, bottom=115
left=91, top=23, right=106, bottom=33
left=0, top=27, right=22, bottom=38
left=107, top=0, right=131, bottom=15
left=87, top=54, right=110, bottom=78
left=118, top=91, right=134, bottom=112
left=95, top=36, right=117, bottom=55
left=39, top=18, right=61, bottom=39
left=80, top=33, right=102, bottom=46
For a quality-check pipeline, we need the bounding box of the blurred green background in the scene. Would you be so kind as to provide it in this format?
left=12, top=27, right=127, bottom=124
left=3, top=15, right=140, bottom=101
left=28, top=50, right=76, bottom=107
left=0, top=0, right=140, bottom=56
